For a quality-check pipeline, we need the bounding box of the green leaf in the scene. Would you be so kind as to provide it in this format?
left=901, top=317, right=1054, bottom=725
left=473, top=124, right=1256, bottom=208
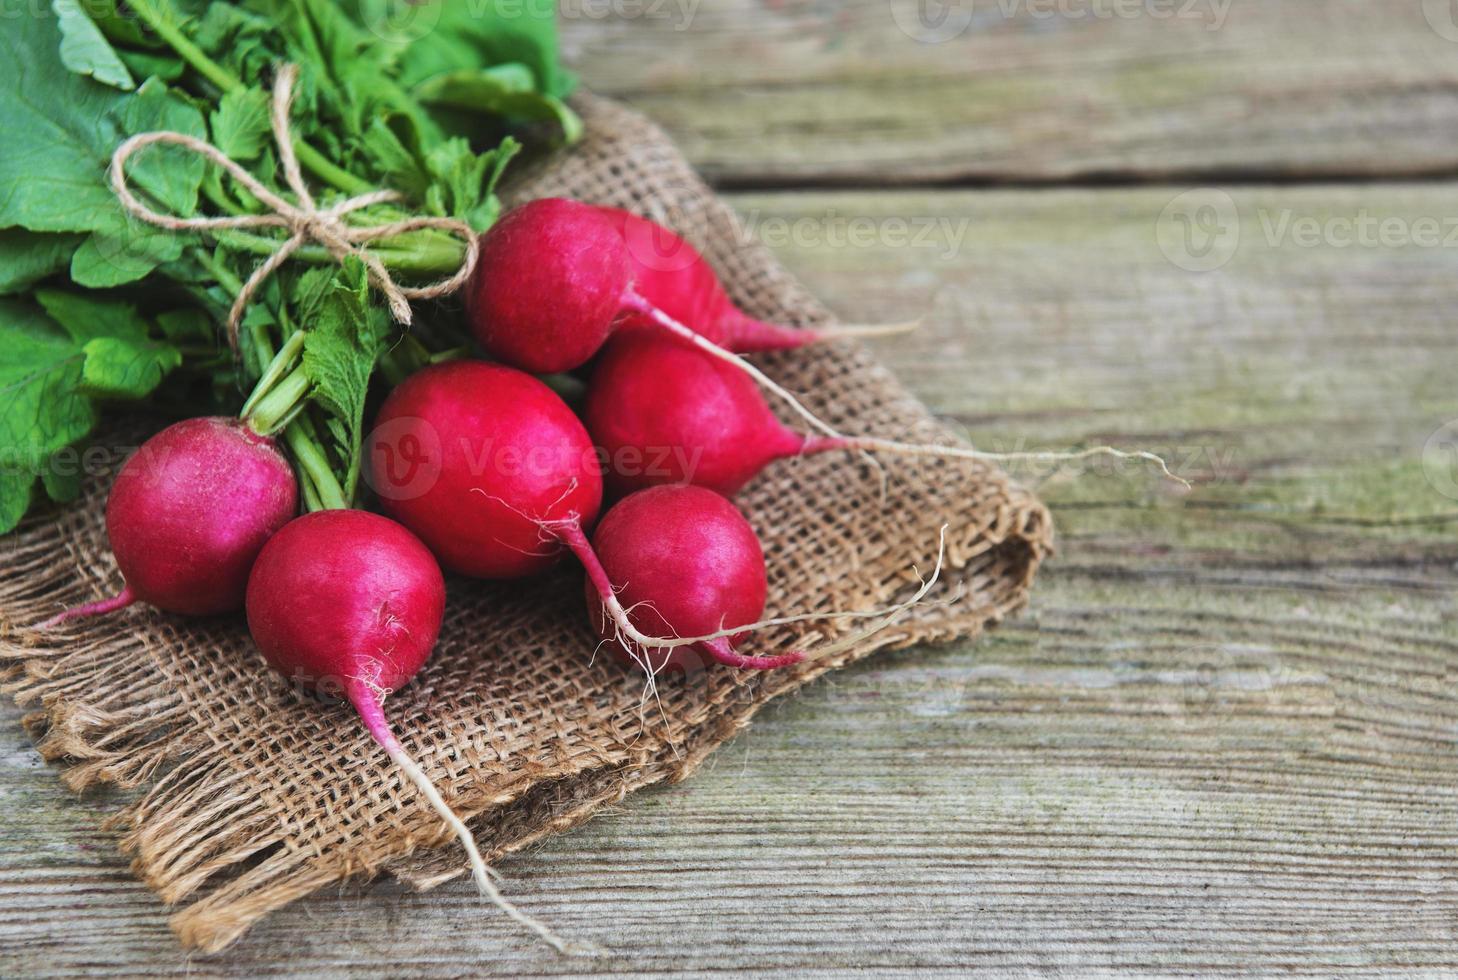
left=0, top=300, right=95, bottom=534
left=0, top=293, right=183, bottom=530
left=211, top=87, right=272, bottom=162
left=0, top=471, right=37, bottom=537
left=417, top=136, right=519, bottom=229
left=117, top=49, right=187, bottom=81
left=79, top=336, right=183, bottom=399
left=41, top=459, right=83, bottom=506
left=0, top=12, right=206, bottom=250
left=360, top=117, right=432, bottom=199
left=62, top=75, right=207, bottom=286
left=413, top=69, right=582, bottom=143
left=156, top=308, right=217, bottom=344
left=189, top=2, right=277, bottom=87
left=35, top=289, right=149, bottom=343
left=0, top=12, right=130, bottom=233
left=387, top=0, right=576, bottom=99
left=53, top=0, right=136, bottom=90
left=301, top=262, right=388, bottom=500
left=0, top=230, right=84, bottom=295
left=117, top=77, right=208, bottom=220
left=88, top=0, right=157, bottom=48
left=71, top=225, right=188, bottom=288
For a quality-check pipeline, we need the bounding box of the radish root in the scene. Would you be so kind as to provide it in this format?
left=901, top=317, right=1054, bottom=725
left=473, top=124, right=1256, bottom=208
left=38, top=586, right=138, bottom=630
left=815, top=319, right=922, bottom=341
left=350, top=688, right=596, bottom=957
left=803, top=436, right=1191, bottom=489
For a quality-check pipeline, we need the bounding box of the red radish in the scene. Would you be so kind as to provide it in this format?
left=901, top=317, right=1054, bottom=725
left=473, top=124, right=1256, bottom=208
left=367, top=361, right=808, bottom=667
left=595, top=205, right=911, bottom=352
left=585, top=332, right=1184, bottom=498
left=580, top=485, right=803, bottom=672
left=468, top=198, right=629, bottom=374
left=246, top=509, right=583, bottom=954
left=465, top=198, right=847, bottom=443
left=368, top=360, right=604, bottom=580
left=40, top=417, right=298, bottom=628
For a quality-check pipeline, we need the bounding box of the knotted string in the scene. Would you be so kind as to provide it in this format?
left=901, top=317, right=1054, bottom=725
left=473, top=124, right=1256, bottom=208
left=108, top=64, right=480, bottom=354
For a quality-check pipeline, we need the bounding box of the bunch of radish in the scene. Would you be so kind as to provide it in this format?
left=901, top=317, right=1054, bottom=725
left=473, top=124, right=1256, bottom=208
left=35, top=195, right=1175, bottom=954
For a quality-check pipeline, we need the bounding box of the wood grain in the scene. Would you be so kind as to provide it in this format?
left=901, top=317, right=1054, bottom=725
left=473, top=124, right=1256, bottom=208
left=4, top=182, right=1456, bottom=976
left=563, top=0, right=1458, bottom=184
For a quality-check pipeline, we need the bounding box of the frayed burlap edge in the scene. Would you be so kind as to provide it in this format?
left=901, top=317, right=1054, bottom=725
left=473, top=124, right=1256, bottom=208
left=0, top=93, right=1052, bottom=954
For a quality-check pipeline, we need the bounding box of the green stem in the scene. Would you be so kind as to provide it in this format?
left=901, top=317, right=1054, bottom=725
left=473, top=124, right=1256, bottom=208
left=378, top=347, right=413, bottom=388
left=213, top=229, right=467, bottom=277
left=126, top=0, right=238, bottom=94
left=191, top=246, right=244, bottom=295
left=248, top=318, right=275, bottom=378
left=284, top=422, right=347, bottom=511
left=239, top=329, right=306, bottom=418
left=245, top=367, right=309, bottom=436
left=295, top=144, right=373, bottom=197
left=201, top=177, right=249, bottom=218
left=295, top=462, right=324, bottom=513
left=429, top=345, right=472, bottom=365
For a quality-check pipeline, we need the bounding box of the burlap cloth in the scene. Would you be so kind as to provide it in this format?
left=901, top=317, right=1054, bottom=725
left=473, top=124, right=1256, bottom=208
left=0, top=95, right=1052, bottom=953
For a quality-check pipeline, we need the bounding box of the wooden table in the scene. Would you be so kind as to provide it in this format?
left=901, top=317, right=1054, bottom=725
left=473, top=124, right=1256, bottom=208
left=6, top=2, right=1458, bottom=974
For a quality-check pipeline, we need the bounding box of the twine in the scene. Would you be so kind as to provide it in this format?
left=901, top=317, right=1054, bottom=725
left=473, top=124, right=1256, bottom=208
left=108, top=64, right=481, bottom=354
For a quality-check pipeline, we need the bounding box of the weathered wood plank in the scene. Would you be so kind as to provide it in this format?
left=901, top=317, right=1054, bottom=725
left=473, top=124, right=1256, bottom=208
left=3, top=184, right=1456, bottom=976
left=562, top=0, right=1458, bottom=183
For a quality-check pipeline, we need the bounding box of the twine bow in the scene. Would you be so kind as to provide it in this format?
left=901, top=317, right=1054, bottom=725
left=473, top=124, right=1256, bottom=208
left=109, top=64, right=480, bottom=354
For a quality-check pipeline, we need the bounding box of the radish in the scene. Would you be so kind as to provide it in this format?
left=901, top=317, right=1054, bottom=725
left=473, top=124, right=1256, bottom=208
left=465, top=198, right=848, bottom=444
left=580, top=485, right=804, bottom=673
left=368, top=361, right=850, bottom=667
left=40, top=417, right=298, bottom=627
left=245, top=509, right=584, bottom=954
left=592, top=205, right=913, bottom=352
left=585, top=332, right=1184, bottom=497
left=367, top=360, right=604, bottom=580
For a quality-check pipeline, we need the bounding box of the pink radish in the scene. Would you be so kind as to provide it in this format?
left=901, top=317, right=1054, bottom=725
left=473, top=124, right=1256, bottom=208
left=593, top=205, right=909, bottom=353
left=580, top=485, right=803, bottom=672
left=367, top=361, right=812, bottom=667
left=367, top=360, right=604, bottom=580
left=40, top=417, right=298, bottom=627
left=245, top=509, right=583, bottom=954
left=465, top=198, right=849, bottom=443
left=585, top=332, right=1184, bottom=497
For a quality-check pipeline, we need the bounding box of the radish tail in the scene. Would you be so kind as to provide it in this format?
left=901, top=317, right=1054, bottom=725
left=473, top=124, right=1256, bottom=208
left=729, top=314, right=921, bottom=353
left=800, top=435, right=1190, bottom=488
left=620, top=288, right=846, bottom=443
left=699, top=636, right=805, bottom=670
left=812, top=320, right=922, bottom=341
left=39, top=585, right=139, bottom=630
left=349, top=687, right=595, bottom=957
left=723, top=313, right=819, bottom=353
